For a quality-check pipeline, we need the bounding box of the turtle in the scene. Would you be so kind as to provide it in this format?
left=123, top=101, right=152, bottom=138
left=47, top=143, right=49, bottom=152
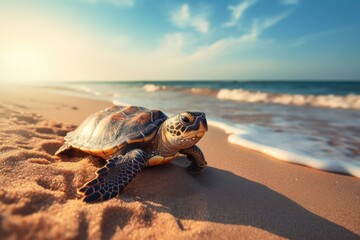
left=55, top=105, right=208, bottom=203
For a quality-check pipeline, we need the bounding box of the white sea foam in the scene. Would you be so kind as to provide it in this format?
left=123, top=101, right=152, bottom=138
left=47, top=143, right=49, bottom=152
left=217, top=88, right=360, bottom=109
left=208, top=120, right=360, bottom=178
left=67, top=85, right=103, bottom=96
left=143, top=84, right=167, bottom=92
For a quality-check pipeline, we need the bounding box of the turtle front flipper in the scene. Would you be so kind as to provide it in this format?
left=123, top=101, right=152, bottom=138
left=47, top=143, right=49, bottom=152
left=78, top=149, right=147, bottom=203
left=180, top=145, right=207, bottom=175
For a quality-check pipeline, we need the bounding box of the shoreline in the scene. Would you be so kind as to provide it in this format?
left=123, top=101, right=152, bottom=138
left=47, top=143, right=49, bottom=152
left=0, top=86, right=359, bottom=239
left=208, top=120, right=360, bottom=178
left=38, top=85, right=360, bottom=179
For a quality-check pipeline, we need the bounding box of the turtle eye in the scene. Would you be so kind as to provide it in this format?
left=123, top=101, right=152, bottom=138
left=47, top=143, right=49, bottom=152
left=181, top=115, right=190, bottom=123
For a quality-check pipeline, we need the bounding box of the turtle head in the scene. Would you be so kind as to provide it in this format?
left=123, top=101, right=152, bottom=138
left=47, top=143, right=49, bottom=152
left=163, top=111, right=208, bottom=150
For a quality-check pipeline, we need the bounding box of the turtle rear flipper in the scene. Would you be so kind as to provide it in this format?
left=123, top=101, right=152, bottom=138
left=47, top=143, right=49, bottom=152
left=55, top=142, right=72, bottom=155
left=78, top=149, right=147, bottom=203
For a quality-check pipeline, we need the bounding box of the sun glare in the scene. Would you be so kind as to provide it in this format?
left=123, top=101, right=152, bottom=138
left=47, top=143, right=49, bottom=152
left=1, top=46, right=47, bottom=83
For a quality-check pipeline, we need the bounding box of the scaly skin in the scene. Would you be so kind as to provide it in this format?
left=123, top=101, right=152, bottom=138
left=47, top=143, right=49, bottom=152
left=57, top=107, right=208, bottom=203
left=78, top=149, right=147, bottom=203
left=180, top=145, right=207, bottom=175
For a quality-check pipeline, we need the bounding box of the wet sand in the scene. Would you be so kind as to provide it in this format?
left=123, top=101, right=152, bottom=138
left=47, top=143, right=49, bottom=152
left=0, top=86, right=359, bottom=239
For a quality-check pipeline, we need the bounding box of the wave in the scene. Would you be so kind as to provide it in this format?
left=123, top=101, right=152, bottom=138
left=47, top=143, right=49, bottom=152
left=143, top=84, right=168, bottom=92
left=217, top=89, right=360, bottom=110
left=208, top=120, right=360, bottom=178
left=142, top=84, right=360, bottom=109
left=60, top=85, right=103, bottom=96
left=189, top=87, right=218, bottom=96
left=143, top=84, right=217, bottom=96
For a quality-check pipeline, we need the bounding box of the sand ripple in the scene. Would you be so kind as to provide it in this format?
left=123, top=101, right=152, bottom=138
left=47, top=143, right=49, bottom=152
left=0, top=105, right=207, bottom=240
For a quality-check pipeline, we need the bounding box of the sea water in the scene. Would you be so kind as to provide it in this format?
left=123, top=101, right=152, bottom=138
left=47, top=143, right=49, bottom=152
left=50, top=81, right=360, bottom=178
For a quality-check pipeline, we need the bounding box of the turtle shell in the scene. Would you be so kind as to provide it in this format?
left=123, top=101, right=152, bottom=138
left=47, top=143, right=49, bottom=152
left=65, top=105, right=168, bottom=158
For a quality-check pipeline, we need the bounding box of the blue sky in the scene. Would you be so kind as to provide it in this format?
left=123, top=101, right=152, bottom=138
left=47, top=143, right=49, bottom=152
left=0, top=0, right=360, bottom=82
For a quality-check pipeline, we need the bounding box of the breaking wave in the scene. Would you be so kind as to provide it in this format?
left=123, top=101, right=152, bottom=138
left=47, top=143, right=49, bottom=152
left=143, top=84, right=217, bottom=95
left=143, top=84, right=168, bottom=92
left=217, top=89, right=360, bottom=109
left=142, top=84, right=360, bottom=110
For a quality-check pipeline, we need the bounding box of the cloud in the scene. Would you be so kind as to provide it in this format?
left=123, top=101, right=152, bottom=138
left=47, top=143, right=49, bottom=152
left=189, top=32, right=256, bottom=62
left=79, top=0, right=135, bottom=8
left=190, top=11, right=291, bottom=61
left=260, top=10, right=291, bottom=29
left=223, top=0, right=257, bottom=27
left=281, top=0, right=299, bottom=5
left=171, top=4, right=209, bottom=34
left=160, top=32, right=186, bottom=52
left=171, top=4, right=190, bottom=27
left=289, top=28, right=346, bottom=47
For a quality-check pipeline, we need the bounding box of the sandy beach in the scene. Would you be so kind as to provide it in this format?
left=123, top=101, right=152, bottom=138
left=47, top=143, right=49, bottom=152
left=0, top=86, right=359, bottom=240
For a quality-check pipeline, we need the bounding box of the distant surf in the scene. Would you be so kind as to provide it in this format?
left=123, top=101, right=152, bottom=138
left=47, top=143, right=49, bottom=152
left=143, top=83, right=360, bottom=110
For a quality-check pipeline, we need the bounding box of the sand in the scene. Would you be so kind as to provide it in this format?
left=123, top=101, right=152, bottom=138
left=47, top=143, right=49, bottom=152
left=0, top=86, right=359, bottom=240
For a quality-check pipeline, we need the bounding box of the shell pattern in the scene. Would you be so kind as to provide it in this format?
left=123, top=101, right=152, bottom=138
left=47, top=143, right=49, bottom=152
left=64, top=105, right=168, bottom=158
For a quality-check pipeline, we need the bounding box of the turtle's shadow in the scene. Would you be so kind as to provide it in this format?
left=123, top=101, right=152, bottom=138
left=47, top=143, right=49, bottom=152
left=126, top=157, right=358, bottom=239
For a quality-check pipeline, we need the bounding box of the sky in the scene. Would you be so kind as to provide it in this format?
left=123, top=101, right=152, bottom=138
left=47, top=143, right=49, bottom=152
left=0, top=0, right=360, bottom=82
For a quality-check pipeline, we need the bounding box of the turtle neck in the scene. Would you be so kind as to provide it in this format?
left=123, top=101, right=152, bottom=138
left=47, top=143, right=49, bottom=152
left=155, top=125, right=178, bottom=156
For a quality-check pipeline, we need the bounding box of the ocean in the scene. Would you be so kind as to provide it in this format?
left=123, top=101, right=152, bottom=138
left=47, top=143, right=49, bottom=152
left=49, top=81, right=360, bottom=178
